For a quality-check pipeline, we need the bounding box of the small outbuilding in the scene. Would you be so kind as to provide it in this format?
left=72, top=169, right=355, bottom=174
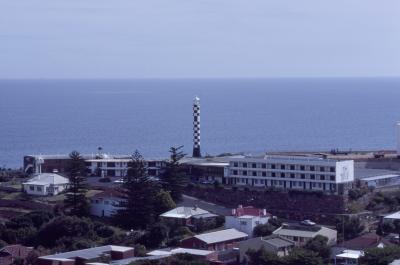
left=22, top=173, right=69, bottom=196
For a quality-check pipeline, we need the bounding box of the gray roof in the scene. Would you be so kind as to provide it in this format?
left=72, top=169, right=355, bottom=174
left=273, top=224, right=335, bottom=238
left=23, top=173, right=69, bottom=186
left=263, top=236, right=294, bottom=248
left=194, top=228, right=248, bottom=244
left=40, top=245, right=133, bottom=261
left=354, top=167, right=400, bottom=179
left=191, top=213, right=219, bottom=219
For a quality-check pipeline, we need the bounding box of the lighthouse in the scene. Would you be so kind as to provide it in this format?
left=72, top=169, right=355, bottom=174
left=193, top=96, right=201, bottom=158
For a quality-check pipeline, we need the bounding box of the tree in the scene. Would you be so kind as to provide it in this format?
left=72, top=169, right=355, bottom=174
left=154, top=189, right=176, bottom=217
left=253, top=223, right=276, bottom=237
left=246, top=247, right=283, bottom=265
left=336, top=216, right=364, bottom=240
left=64, top=151, right=89, bottom=217
left=360, top=246, right=400, bottom=265
left=304, top=235, right=330, bottom=262
left=114, top=150, right=159, bottom=229
left=284, top=248, right=323, bottom=265
left=160, top=146, right=187, bottom=202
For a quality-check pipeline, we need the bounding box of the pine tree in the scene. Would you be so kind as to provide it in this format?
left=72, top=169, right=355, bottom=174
left=64, top=151, right=89, bottom=217
left=160, top=146, right=187, bottom=202
left=114, top=150, right=159, bottom=229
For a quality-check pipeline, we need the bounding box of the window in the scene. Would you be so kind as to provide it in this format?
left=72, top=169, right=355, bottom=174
left=271, top=164, right=276, bottom=169
left=330, top=167, right=335, bottom=172
left=330, top=175, right=335, bottom=181
left=36, top=186, right=42, bottom=192
left=242, top=171, right=247, bottom=176
left=262, top=172, right=266, bottom=177
left=252, top=163, right=257, bottom=168
left=301, top=174, right=305, bottom=179
left=29, top=186, right=34, bottom=191
left=271, top=172, right=276, bottom=177
left=252, top=171, right=257, bottom=176
left=233, top=170, right=238, bottom=175
left=280, top=173, right=285, bottom=178
left=320, top=175, right=325, bottom=181
left=318, top=183, right=322, bottom=188
left=240, top=221, right=247, bottom=225
left=310, top=174, right=315, bottom=180
left=242, top=163, right=248, bottom=168
left=260, top=180, right=265, bottom=184
left=300, top=165, right=305, bottom=171
left=290, top=173, right=295, bottom=178
left=290, top=165, right=295, bottom=170
left=310, top=166, right=315, bottom=171
left=233, top=162, right=238, bottom=167
left=320, top=167, right=325, bottom=172
left=262, top=163, right=266, bottom=169
left=254, top=179, right=258, bottom=184
left=312, top=183, right=316, bottom=187
left=281, top=164, right=285, bottom=170
left=104, top=200, right=110, bottom=205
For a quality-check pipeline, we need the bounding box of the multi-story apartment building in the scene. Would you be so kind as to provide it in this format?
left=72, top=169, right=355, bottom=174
left=226, top=155, right=354, bottom=195
left=24, top=154, right=166, bottom=178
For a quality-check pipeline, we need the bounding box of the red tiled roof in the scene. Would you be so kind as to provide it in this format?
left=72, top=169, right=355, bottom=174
left=233, top=205, right=271, bottom=217
left=0, top=245, right=33, bottom=259
left=338, top=233, right=382, bottom=250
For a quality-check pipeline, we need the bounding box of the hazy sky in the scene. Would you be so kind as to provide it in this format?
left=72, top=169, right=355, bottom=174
left=0, top=0, right=399, bottom=78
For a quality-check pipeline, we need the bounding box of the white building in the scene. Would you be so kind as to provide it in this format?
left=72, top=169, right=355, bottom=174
left=23, top=173, right=69, bottom=196
left=226, top=155, right=354, bottom=195
left=90, top=189, right=125, bottom=217
left=273, top=222, right=337, bottom=247
left=86, top=157, right=166, bottom=178
left=225, top=205, right=271, bottom=236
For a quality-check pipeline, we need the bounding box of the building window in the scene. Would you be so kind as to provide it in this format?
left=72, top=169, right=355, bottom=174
left=242, top=163, right=247, bottom=168
left=260, top=180, right=264, bottom=184
left=252, top=171, right=257, bottom=177
left=240, top=221, right=247, bottom=225
left=254, top=179, right=258, bottom=184
left=320, top=167, right=325, bottom=172
left=310, top=166, right=315, bottom=171
left=36, top=186, right=42, bottom=192
left=300, top=165, right=305, bottom=171
left=301, top=174, right=305, bottom=179
left=272, top=172, right=276, bottom=177
left=233, top=170, right=238, bottom=175
left=280, top=173, right=285, bottom=178
left=330, top=175, right=335, bottom=181
left=233, top=162, right=238, bottom=167
left=330, top=167, right=335, bottom=172
left=243, top=171, right=247, bottom=176
left=280, top=164, right=285, bottom=170
left=290, top=165, right=295, bottom=170
left=104, top=200, right=109, bottom=205
left=262, top=163, right=266, bottom=169
left=320, top=175, right=325, bottom=181
left=290, top=173, right=295, bottom=178
left=310, top=174, right=315, bottom=180
left=252, top=163, right=257, bottom=168
left=271, top=164, right=276, bottom=169
left=262, top=172, right=266, bottom=177
left=29, top=186, right=34, bottom=191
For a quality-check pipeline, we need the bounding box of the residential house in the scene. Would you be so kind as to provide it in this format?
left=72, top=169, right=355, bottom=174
left=273, top=221, right=337, bottom=247
left=239, top=235, right=295, bottom=263
left=23, top=173, right=69, bottom=196
left=147, top=247, right=218, bottom=262
left=160, top=206, right=218, bottom=229
left=37, top=245, right=134, bottom=265
left=0, top=245, right=33, bottom=265
left=90, top=189, right=125, bottom=217
left=225, top=205, right=271, bottom=236
left=180, top=228, right=248, bottom=251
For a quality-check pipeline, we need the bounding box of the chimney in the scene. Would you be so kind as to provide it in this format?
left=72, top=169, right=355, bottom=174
left=232, top=209, right=236, bottom=215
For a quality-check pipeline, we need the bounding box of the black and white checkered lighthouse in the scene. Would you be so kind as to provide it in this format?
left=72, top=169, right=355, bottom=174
left=192, top=96, right=201, bottom=158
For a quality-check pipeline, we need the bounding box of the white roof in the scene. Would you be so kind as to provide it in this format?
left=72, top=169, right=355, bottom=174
left=194, top=228, right=248, bottom=244
left=23, top=173, right=69, bottom=186
left=147, top=250, right=172, bottom=256
left=384, top=211, right=400, bottom=220
left=336, top=250, right=364, bottom=259
left=361, top=174, right=400, bottom=181
left=160, top=207, right=210, bottom=219
left=390, top=259, right=400, bottom=265
left=171, top=248, right=214, bottom=256
left=273, top=225, right=335, bottom=239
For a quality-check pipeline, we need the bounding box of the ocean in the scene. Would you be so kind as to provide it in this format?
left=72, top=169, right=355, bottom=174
left=1, top=78, right=399, bottom=168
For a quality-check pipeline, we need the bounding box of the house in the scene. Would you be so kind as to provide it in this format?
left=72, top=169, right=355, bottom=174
left=239, top=235, right=294, bottom=262
left=22, top=173, right=69, bottom=196
left=147, top=247, right=218, bottom=262
left=225, top=205, right=271, bottom=236
left=337, top=233, right=391, bottom=251
left=273, top=221, right=337, bottom=247
left=334, top=250, right=364, bottom=265
left=90, top=189, right=125, bottom=217
left=180, top=228, right=248, bottom=251
left=0, top=245, right=33, bottom=265
left=37, top=245, right=134, bottom=265
left=160, top=206, right=218, bottom=228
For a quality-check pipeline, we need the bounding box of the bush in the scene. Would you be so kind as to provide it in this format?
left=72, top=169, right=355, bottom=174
left=253, top=223, right=275, bottom=237
left=99, top=177, right=111, bottom=183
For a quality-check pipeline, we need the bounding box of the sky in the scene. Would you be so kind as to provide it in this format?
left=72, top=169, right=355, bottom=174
left=0, top=0, right=399, bottom=79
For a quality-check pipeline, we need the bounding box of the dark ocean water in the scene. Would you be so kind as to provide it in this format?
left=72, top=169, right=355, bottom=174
left=1, top=78, right=400, bottom=168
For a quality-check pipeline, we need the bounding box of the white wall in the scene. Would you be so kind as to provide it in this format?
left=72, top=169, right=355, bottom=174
left=225, top=216, right=269, bottom=237
left=335, top=160, right=354, bottom=183
left=90, top=197, right=124, bottom=217
left=24, top=184, right=47, bottom=196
